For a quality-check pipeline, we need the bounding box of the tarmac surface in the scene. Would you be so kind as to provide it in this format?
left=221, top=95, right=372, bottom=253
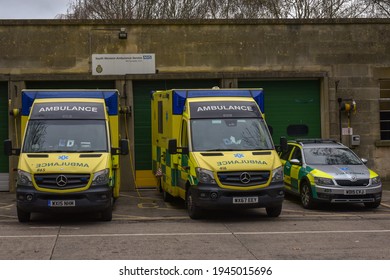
left=0, top=182, right=389, bottom=260
left=0, top=181, right=389, bottom=222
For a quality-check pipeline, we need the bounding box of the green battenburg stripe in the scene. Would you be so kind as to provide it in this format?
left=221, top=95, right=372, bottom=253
left=171, top=168, right=179, bottom=186
left=165, top=152, right=171, bottom=166
left=157, top=146, right=161, bottom=163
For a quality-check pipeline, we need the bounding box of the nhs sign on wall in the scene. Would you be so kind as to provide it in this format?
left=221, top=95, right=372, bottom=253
left=92, top=54, right=156, bottom=75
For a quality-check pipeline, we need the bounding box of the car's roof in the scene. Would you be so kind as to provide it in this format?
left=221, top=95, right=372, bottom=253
left=288, top=139, right=347, bottom=149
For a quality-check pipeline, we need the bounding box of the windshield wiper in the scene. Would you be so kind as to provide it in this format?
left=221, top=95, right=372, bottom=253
left=77, top=150, right=107, bottom=153
left=203, top=148, right=235, bottom=151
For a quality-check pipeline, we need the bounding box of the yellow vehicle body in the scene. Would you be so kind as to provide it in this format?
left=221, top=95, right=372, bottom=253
left=6, top=90, right=128, bottom=222
left=151, top=88, right=285, bottom=219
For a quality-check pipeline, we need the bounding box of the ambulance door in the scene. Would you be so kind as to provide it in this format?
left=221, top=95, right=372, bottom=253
left=289, top=147, right=303, bottom=193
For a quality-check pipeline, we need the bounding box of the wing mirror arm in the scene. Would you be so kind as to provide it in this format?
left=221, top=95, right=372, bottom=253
left=168, top=139, right=189, bottom=155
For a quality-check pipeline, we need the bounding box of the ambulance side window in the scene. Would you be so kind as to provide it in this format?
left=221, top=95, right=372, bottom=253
left=181, top=120, right=188, bottom=147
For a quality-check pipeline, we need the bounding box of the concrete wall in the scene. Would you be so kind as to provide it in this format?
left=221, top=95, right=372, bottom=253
left=1, top=19, right=390, bottom=186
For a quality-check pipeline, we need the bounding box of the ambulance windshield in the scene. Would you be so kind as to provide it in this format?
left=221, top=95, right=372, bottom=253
left=22, top=119, right=108, bottom=153
left=191, top=118, right=273, bottom=151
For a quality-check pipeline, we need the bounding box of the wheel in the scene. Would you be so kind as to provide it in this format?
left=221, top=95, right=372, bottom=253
left=162, top=188, right=173, bottom=202
left=186, top=188, right=203, bottom=219
left=266, top=204, right=282, bottom=217
left=17, top=207, right=31, bottom=223
left=300, top=181, right=316, bottom=209
left=159, top=177, right=173, bottom=202
left=157, top=177, right=163, bottom=193
left=364, top=201, right=381, bottom=209
left=101, top=197, right=113, bottom=221
left=101, top=206, right=113, bottom=221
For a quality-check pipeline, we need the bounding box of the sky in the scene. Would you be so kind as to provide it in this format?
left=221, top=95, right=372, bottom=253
left=0, top=0, right=72, bottom=19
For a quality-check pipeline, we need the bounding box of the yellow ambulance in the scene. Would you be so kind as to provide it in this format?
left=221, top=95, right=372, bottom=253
left=151, top=88, right=287, bottom=219
left=5, top=90, right=129, bottom=222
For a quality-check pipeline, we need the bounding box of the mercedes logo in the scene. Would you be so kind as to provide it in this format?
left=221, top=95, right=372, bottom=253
left=240, top=172, right=251, bottom=184
left=56, top=175, right=68, bottom=187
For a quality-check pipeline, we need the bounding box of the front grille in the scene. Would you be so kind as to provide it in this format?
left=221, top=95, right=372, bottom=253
left=336, top=179, right=369, bottom=186
left=217, top=171, right=270, bottom=187
left=34, top=174, right=90, bottom=190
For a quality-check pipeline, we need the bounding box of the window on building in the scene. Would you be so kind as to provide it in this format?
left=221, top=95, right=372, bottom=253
left=287, top=124, right=309, bottom=137
left=380, top=80, right=390, bottom=140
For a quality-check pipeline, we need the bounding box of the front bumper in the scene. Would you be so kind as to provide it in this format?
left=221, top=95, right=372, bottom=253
left=314, top=184, right=382, bottom=203
left=191, top=181, right=284, bottom=209
left=16, top=185, right=112, bottom=213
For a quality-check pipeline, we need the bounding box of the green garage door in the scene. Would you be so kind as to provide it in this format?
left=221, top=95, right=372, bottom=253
left=1, top=82, right=9, bottom=191
left=133, top=79, right=220, bottom=186
left=238, top=80, right=321, bottom=143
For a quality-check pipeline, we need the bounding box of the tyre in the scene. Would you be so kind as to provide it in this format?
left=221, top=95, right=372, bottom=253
left=101, top=206, right=113, bottom=221
left=186, top=188, right=203, bottom=219
left=157, top=177, right=163, bottom=193
left=266, top=204, right=282, bottom=217
left=162, top=188, right=173, bottom=202
left=17, top=207, right=31, bottom=223
left=300, top=181, right=316, bottom=209
left=101, top=197, right=113, bottom=221
left=364, top=201, right=381, bottom=209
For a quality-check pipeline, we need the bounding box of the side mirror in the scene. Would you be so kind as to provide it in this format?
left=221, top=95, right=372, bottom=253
left=289, top=159, right=301, bottom=165
left=168, top=139, right=178, bottom=155
left=168, top=139, right=189, bottom=155
left=361, top=158, right=368, bottom=164
left=120, top=139, right=129, bottom=155
left=4, top=139, right=20, bottom=156
left=280, top=137, right=288, bottom=153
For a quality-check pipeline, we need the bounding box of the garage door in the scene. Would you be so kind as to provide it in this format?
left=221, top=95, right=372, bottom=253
left=26, top=80, right=115, bottom=89
left=238, top=80, right=321, bottom=144
left=0, top=82, right=9, bottom=191
left=133, top=79, right=220, bottom=187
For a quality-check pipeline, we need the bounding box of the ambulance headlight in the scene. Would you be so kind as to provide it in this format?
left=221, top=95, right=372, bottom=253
left=17, top=170, right=33, bottom=186
left=196, top=168, right=216, bottom=184
left=92, top=169, right=109, bottom=186
left=271, top=166, right=283, bottom=183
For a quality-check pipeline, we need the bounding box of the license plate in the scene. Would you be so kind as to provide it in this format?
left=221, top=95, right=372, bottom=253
left=344, top=189, right=366, bottom=195
left=233, top=197, right=258, bottom=204
left=48, top=200, right=76, bottom=207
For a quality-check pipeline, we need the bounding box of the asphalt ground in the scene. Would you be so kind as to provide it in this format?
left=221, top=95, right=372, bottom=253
left=0, top=181, right=389, bottom=223
left=0, top=182, right=389, bottom=262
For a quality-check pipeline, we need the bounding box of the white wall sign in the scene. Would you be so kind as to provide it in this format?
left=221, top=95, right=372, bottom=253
left=342, top=127, right=353, bottom=135
left=92, top=54, right=156, bottom=75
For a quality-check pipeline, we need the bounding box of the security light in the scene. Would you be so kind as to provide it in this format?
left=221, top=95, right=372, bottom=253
left=118, top=28, right=127, bottom=39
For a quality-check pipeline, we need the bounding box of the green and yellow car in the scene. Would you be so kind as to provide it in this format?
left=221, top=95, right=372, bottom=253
left=279, top=139, right=382, bottom=209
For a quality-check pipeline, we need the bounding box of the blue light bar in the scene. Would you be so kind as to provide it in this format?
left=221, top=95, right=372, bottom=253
left=171, top=89, right=264, bottom=115
left=21, top=90, right=119, bottom=116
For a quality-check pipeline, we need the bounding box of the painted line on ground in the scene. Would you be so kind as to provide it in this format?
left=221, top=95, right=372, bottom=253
left=380, top=202, right=390, bottom=208
left=1, top=229, right=390, bottom=239
left=0, top=204, right=14, bottom=209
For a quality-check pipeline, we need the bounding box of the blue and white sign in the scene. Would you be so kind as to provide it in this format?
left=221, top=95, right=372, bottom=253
left=92, top=54, right=156, bottom=75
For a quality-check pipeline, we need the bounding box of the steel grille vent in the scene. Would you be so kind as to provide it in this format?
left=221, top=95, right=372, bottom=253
left=34, top=174, right=90, bottom=189
left=336, top=179, right=369, bottom=187
left=217, top=171, right=270, bottom=187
